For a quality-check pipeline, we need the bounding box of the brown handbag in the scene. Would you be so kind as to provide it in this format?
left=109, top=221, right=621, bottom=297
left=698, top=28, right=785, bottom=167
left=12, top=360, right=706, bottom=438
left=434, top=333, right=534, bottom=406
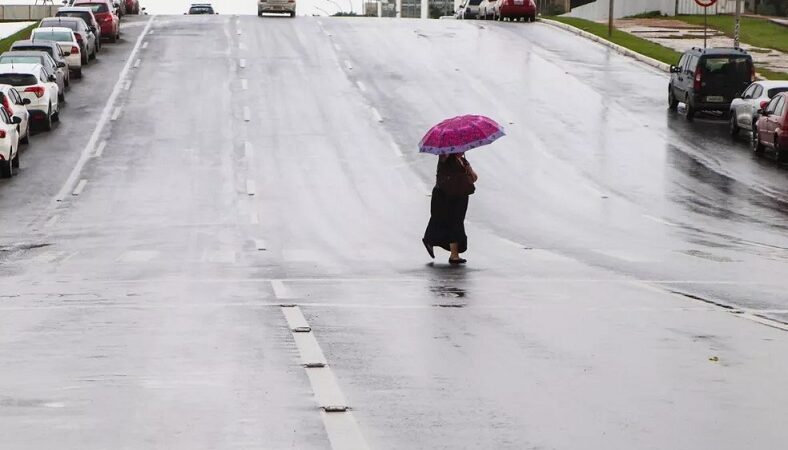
left=437, top=158, right=476, bottom=196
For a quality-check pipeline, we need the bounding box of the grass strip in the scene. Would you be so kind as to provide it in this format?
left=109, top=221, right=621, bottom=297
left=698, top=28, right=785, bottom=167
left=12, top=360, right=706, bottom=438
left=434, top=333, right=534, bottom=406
left=0, top=24, right=36, bottom=54
left=545, top=16, right=786, bottom=80
left=674, top=15, right=788, bottom=53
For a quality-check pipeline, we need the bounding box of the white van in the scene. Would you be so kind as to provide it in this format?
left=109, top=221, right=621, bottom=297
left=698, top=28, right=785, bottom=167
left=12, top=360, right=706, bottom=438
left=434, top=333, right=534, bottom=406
left=258, top=0, right=296, bottom=17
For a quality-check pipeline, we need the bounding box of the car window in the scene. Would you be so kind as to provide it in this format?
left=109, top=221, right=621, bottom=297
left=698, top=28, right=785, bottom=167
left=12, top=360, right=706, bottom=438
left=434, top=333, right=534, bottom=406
left=76, top=3, right=110, bottom=13
left=0, top=55, right=41, bottom=65
left=702, top=56, right=751, bottom=79
left=0, top=106, right=10, bottom=124
left=767, top=87, right=788, bottom=98
left=765, top=97, right=780, bottom=114
left=13, top=45, right=54, bottom=57
left=752, top=85, right=763, bottom=98
left=687, top=56, right=698, bottom=73
left=741, top=84, right=756, bottom=99
left=775, top=97, right=786, bottom=116
left=41, top=69, right=47, bottom=81
left=677, top=54, right=688, bottom=69
left=0, top=73, right=38, bottom=86
left=32, top=30, right=74, bottom=42
left=41, top=20, right=78, bottom=31
left=10, top=89, right=21, bottom=104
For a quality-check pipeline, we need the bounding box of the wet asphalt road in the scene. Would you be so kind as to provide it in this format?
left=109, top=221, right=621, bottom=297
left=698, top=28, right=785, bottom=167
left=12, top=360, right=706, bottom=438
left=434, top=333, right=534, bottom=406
left=1, top=15, right=787, bottom=449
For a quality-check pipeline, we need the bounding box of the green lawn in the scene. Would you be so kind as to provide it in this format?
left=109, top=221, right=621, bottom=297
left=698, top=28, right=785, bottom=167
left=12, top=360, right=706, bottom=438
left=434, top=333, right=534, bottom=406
left=0, top=24, right=35, bottom=54
left=674, top=15, right=788, bottom=53
left=544, top=16, right=787, bottom=80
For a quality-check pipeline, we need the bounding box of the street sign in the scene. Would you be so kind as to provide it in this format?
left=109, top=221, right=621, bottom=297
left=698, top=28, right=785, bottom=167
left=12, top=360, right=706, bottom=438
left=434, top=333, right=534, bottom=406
left=694, top=0, right=718, bottom=7
left=693, top=0, right=718, bottom=48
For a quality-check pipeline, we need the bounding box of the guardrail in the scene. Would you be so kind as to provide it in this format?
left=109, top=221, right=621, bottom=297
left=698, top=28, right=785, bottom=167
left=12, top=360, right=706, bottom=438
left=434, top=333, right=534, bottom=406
left=0, top=5, right=60, bottom=21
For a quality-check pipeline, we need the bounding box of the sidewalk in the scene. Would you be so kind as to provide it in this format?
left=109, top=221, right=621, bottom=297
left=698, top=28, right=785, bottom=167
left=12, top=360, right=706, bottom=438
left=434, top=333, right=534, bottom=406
left=616, top=18, right=788, bottom=76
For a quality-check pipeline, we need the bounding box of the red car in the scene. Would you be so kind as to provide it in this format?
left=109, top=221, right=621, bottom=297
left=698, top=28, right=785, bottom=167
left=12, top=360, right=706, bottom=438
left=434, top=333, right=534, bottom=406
left=73, top=0, right=119, bottom=43
left=494, top=0, right=536, bottom=21
left=752, top=92, right=788, bottom=161
left=125, top=0, right=140, bottom=14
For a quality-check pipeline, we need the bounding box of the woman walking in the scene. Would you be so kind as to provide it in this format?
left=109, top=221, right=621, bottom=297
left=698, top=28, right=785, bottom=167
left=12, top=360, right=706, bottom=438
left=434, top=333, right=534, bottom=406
left=418, top=114, right=504, bottom=265
left=423, top=153, right=478, bottom=264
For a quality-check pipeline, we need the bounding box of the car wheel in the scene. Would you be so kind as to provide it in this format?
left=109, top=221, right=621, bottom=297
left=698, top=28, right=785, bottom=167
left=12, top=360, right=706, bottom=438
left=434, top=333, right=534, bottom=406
left=11, top=148, right=19, bottom=169
left=668, top=88, right=678, bottom=111
left=0, top=157, right=12, bottom=178
left=729, top=114, right=740, bottom=137
left=42, top=106, right=52, bottom=131
left=59, top=90, right=65, bottom=102
left=20, top=123, right=29, bottom=144
left=684, top=97, right=695, bottom=121
left=110, top=33, right=117, bottom=43
left=776, top=137, right=786, bottom=162
left=751, top=128, right=764, bottom=154
left=75, top=68, right=83, bottom=79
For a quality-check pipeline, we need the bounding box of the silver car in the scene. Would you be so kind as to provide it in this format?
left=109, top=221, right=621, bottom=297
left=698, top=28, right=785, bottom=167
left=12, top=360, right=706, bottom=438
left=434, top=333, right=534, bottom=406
left=729, top=80, right=788, bottom=137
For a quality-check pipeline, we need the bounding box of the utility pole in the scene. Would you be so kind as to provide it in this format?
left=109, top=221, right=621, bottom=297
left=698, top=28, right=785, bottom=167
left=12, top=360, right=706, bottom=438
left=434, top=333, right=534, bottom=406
left=734, top=0, right=742, bottom=48
left=608, top=0, right=614, bottom=37
left=421, top=0, right=429, bottom=18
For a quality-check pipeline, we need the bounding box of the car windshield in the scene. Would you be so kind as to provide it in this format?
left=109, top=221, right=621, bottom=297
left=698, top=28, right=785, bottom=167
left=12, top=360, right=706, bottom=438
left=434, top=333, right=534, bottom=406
left=0, top=56, right=42, bottom=65
left=702, top=56, right=751, bottom=80
left=768, top=87, right=788, bottom=98
left=12, top=46, right=53, bottom=57
left=41, top=21, right=79, bottom=31
left=76, top=3, right=109, bottom=13
left=0, top=73, right=38, bottom=86
left=32, top=30, right=73, bottom=42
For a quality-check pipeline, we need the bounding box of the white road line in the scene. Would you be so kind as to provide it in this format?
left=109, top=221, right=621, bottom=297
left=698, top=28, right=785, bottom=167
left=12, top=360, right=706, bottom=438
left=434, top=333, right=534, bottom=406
left=280, top=306, right=370, bottom=450
left=93, top=140, right=107, bottom=157
left=343, top=60, right=353, bottom=70
left=52, top=16, right=154, bottom=204
left=148, top=29, right=154, bottom=35
left=236, top=29, right=242, bottom=35
left=370, top=107, right=383, bottom=123
left=72, top=179, right=87, bottom=196
left=254, top=239, right=267, bottom=251
left=142, top=41, right=148, bottom=49
left=243, top=106, right=251, bottom=122
left=110, top=107, right=121, bottom=121
left=271, top=280, right=295, bottom=299
left=250, top=212, right=259, bottom=224
left=133, top=58, right=141, bottom=68
left=240, top=79, right=248, bottom=90
left=390, top=140, right=403, bottom=157
left=44, top=214, right=59, bottom=228
left=643, top=214, right=678, bottom=227
left=123, top=80, right=131, bottom=91
left=355, top=80, right=366, bottom=92
left=239, top=42, right=246, bottom=50
left=333, top=43, right=341, bottom=51
left=244, top=141, right=252, bottom=158
left=239, top=58, right=247, bottom=69
left=246, top=179, right=256, bottom=196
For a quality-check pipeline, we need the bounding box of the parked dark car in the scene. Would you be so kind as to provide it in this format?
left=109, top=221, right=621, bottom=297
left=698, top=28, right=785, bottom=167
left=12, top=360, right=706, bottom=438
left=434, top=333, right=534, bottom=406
left=668, top=47, right=754, bottom=120
left=752, top=92, right=788, bottom=161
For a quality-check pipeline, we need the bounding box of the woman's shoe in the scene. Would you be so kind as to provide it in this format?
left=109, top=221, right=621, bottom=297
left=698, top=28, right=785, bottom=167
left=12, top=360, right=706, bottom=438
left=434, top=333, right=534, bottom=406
left=422, top=239, right=435, bottom=259
left=448, top=258, right=467, bottom=265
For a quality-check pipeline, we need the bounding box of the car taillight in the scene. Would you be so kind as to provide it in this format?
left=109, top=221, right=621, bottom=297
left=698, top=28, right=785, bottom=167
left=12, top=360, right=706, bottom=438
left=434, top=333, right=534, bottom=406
left=0, top=130, right=6, bottom=139
left=75, top=34, right=83, bottom=43
left=71, top=46, right=80, bottom=54
left=25, top=86, right=45, bottom=98
left=693, top=68, right=702, bottom=91
left=1, top=96, right=11, bottom=116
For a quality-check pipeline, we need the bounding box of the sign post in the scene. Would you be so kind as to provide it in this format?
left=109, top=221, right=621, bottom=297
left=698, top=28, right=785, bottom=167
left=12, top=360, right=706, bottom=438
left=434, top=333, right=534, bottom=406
left=694, top=0, right=719, bottom=49
left=734, top=0, right=742, bottom=48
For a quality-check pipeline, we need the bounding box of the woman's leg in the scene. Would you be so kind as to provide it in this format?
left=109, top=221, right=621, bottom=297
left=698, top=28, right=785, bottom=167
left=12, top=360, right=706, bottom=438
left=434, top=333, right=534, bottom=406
left=450, top=243, right=460, bottom=260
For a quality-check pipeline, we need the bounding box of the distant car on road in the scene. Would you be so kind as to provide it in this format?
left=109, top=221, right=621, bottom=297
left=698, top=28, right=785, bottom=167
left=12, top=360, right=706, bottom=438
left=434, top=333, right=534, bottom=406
left=494, top=0, right=536, bottom=21
left=55, top=7, right=103, bottom=46
left=729, top=80, right=788, bottom=137
left=0, top=63, right=61, bottom=132
left=0, top=84, right=30, bottom=145
left=39, top=17, right=98, bottom=62
left=30, top=27, right=84, bottom=77
left=257, top=0, right=295, bottom=17
left=7, top=41, right=70, bottom=90
left=73, top=0, right=120, bottom=43
left=458, top=0, right=482, bottom=19
left=125, top=0, right=140, bottom=14
left=752, top=92, right=788, bottom=161
left=0, top=104, right=22, bottom=178
left=188, top=3, right=217, bottom=14
left=0, top=51, right=67, bottom=101
left=669, top=47, right=754, bottom=120
left=479, top=0, right=496, bottom=19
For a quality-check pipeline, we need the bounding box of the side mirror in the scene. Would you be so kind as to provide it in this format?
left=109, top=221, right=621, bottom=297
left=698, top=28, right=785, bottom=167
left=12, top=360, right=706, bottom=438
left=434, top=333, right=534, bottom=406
left=22, top=98, right=31, bottom=105
left=760, top=100, right=769, bottom=109
left=757, top=108, right=766, bottom=116
left=49, top=75, right=57, bottom=82
left=57, top=61, right=66, bottom=68
left=669, top=65, right=681, bottom=74
left=12, top=116, right=21, bottom=125
left=63, top=51, right=71, bottom=56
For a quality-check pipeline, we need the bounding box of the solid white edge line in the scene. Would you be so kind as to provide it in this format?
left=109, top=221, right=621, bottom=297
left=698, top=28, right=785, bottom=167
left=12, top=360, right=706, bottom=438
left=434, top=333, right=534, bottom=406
left=370, top=107, right=383, bottom=123
left=241, top=79, right=248, bottom=90
left=355, top=80, right=366, bottom=92
left=93, top=140, right=107, bottom=157
left=246, top=179, right=255, bottom=196
left=44, top=214, right=59, bottom=228
left=271, top=280, right=294, bottom=299
left=110, top=107, right=121, bottom=121
left=52, top=16, right=154, bottom=203
left=243, top=106, right=251, bottom=122
left=72, top=179, right=87, bottom=196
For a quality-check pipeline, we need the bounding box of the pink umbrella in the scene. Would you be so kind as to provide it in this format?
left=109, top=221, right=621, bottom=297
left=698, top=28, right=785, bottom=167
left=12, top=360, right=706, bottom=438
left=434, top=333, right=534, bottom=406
left=419, top=115, right=505, bottom=155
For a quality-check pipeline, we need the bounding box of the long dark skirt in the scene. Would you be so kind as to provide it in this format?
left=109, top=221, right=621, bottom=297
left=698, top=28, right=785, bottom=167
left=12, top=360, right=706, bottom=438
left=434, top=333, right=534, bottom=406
left=423, top=187, right=469, bottom=253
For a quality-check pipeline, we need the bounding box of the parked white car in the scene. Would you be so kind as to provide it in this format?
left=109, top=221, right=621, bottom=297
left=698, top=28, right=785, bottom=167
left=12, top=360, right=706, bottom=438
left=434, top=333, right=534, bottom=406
left=458, top=0, right=483, bottom=18
left=479, top=0, right=496, bottom=19
left=0, top=64, right=60, bottom=131
left=0, top=85, right=31, bottom=145
left=730, top=80, right=788, bottom=137
left=30, top=27, right=83, bottom=78
left=0, top=104, right=22, bottom=178
left=258, top=0, right=296, bottom=17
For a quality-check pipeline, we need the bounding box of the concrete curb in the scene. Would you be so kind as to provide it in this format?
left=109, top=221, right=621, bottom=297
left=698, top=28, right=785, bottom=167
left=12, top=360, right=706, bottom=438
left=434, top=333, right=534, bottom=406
left=539, top=18, right=672, bottom=74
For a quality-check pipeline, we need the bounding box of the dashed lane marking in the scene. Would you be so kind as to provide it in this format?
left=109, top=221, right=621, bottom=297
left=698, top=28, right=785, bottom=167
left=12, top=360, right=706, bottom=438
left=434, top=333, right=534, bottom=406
left=133, top=58, right=141, bottom=68
left=333, top=43, right=341, bottom=51
left=241, top=79, right=248, bottom=90
left=370, top=107, right=383, bottom=123
left=246, top=180, right=256, bottom=196
left=343, top=60, right=353, bottom=70
left=44, top=214, right=59, bottom=228
left=250, top=212, right=259, bottom=224
left=239, top=58, right=247, bottom=69
left=243, top=106, right=251, bottom=122
left=254, top=239, right=267, bottom=251
left=123, top=80, right=131, bottom=91
left=93, top=140, right=106, bottom=157
left=142, top=41, right=148, bottom=49
left=72, top=179, right=87, bottom=196
left=52, top=16, right=154, bottom=203
left=355, top=80, right=366, bottom=92
left=110, top=107, right=121, bottom=121
left=244, top=141, right=252, bottom=158
left=279, top=305, right=370, bottom=450
left=390, top=140, right=403, bottom=157
left=271, top=280, right=295, bottom=299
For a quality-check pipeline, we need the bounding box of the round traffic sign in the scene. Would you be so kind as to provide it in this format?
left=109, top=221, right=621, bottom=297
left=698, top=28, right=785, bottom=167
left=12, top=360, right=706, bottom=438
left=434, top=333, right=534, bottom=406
left=694, top=0, right=718, bottom=7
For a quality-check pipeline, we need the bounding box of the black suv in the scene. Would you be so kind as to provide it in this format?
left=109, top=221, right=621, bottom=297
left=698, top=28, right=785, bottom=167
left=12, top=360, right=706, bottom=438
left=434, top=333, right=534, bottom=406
left=668, top=47, right=754, bottom=120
